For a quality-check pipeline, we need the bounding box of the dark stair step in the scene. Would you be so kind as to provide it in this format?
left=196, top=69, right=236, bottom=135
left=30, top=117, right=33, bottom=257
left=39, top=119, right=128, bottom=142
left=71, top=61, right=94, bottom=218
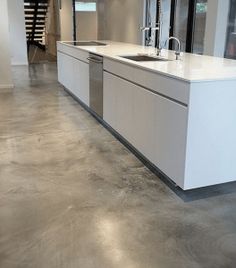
left=27, top=34, right=44, bottom=39
left=24, top=10, right=47, bottom=15
left=26, top=26, right=45, bottom=30
left=24, top=5, right=48, bottom=8
left=25, top=21, right=45, bottom=25
left=27, top=32, right=44, bottom=35
left=24, top=0, right=48, bottom=3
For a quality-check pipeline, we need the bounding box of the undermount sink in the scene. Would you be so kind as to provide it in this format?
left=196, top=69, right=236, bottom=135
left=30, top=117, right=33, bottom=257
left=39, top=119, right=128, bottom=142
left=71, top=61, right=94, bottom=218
left=120, top=55, right=170, bottom=62
left=64, top=41, right=107, bottom=46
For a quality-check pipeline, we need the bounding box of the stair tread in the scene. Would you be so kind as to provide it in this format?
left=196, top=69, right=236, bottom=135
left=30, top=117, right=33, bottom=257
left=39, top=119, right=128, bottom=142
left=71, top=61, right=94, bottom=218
left=24, top=0, right=48, bottom=3
left=24, top=0, right=48, bottom=50
left=25, top=11, right=47, bottom=15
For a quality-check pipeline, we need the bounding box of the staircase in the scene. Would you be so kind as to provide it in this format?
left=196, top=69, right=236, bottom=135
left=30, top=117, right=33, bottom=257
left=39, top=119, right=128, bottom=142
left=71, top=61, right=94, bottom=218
left=24, top=0, right=49, bottom=51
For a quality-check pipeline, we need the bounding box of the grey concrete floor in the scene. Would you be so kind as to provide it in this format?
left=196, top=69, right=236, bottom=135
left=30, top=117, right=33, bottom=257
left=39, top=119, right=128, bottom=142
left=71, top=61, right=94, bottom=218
left=0, top=63, right=236, bottom=268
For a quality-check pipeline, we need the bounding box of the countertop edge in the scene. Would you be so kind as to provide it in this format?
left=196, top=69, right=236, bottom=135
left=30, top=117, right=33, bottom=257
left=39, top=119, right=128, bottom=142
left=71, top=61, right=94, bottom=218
left=57, top=41, right=236, bottom=84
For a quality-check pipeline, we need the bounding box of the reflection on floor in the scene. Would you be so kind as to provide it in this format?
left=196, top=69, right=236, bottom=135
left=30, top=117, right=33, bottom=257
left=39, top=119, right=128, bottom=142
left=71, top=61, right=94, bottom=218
left=0, top=63, right=236, bottom=268
left=28, top=45, right=56, bottom=64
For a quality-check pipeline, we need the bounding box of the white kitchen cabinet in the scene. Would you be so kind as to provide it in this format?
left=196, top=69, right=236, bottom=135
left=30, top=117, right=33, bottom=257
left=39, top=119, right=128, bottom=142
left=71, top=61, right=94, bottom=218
left=152, top=92, right=188, bottom=187
left=104, top=71, right=188, bottom=187
left=115, top=75, right=134, bottom=141
left=58, top=41, right=236, bottom=190
left=57, top=52, right=74, bottom=92
left=104, top=58, right=190, bottom=105
left=73, top=59, right=89, bottom=106
left=57, top=51, right=89, bottom=106
left=103, top=72, right=117, bottom=130
left=103, top=72, right=133, bottom=141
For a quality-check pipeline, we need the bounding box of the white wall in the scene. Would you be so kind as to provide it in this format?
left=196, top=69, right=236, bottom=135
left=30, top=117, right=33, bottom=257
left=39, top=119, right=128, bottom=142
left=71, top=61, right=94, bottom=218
left=98, top=0, right=145, bottom=45
left=76, top=11, right=98, bottom=40
left=97, top=0, right=105, bottom=40
left=0, top=0, right=13, bottom=88
left=8, top=0, right=28, bottom=66
left=60, top=0, right=73, bottom=40
left=58, top=0, right=145, bottom=45
left=204, top=0, right=230, bottom=57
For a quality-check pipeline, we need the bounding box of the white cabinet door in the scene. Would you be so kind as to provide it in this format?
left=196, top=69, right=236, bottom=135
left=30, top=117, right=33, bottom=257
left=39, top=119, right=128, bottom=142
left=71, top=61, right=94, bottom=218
left=132, top=85, right=156, bottom=161
left=152, top=94, right=188, bottom=187
left=73, top=59, right=89, bottom=106
left=115, top=75, right=133, bottom=142
left=57, top=52, right=64, bottom=85
left=103, top=72, right=117, bottom=130
left=57, top=52, right=89, bottom=106
left=133, top=84, right=188, bottom=186
left=104, top=71, right=155, bottom=151
left=57, top=52, right=74, bottom=92
left=104, top=71, right=133, bottom=141
left=103, top=71, right=188, bottom=187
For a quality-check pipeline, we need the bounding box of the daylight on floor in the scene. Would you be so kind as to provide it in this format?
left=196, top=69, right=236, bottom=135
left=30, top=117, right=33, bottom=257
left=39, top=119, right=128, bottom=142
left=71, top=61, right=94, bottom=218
left=0, top=0, right=236, bottom=267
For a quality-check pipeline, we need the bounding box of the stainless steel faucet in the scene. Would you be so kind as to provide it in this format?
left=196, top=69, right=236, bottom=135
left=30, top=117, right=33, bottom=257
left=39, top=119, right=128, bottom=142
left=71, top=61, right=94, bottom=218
left=165, top=37, right=181, bottom=60
left=141, top=0, right=162, bottom=50
left=156, top=0, right=162, bottom=56
left=140, top=26, right=159, bottom=46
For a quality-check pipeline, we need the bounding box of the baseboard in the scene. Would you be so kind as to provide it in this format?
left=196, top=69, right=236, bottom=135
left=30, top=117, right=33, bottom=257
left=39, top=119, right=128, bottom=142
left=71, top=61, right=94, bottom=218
left=0, top=84, right=14, bottom=89
left=11, top=62, right=28, bottom=66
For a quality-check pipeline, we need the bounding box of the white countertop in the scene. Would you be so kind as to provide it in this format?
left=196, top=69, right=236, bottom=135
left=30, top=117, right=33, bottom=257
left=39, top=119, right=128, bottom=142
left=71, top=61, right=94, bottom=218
left=59, top=41, right=236, bottom=83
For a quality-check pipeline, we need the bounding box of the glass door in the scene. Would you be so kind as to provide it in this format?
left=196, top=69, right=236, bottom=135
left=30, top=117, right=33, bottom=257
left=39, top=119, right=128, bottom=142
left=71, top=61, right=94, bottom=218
left=171, top=0, right=188, bottom=52
left=192, top=0, right=207, bottom=54
left=225, top=0, right=236, bottom=59
left=169, top=0, right=207, bottom=54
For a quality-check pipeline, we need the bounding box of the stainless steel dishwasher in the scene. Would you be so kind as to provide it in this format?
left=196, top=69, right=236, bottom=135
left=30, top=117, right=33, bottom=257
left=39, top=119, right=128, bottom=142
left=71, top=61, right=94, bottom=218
left=88, top=53, right=103, bottom=118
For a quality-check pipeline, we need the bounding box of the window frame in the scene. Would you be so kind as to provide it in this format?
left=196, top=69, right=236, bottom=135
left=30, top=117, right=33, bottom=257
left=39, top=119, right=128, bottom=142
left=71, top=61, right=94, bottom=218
left=167, top=0, right=197, bottom=52
left=75, top=2, right=97, bottom=12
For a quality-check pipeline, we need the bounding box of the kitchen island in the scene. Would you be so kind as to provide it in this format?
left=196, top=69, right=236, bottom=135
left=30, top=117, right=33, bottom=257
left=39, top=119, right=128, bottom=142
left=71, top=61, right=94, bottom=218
left=57, top=41, right=236, bottom=190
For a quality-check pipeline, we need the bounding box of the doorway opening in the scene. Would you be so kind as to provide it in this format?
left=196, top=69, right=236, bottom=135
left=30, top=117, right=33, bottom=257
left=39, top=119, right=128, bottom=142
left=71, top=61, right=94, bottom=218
left=225, top=0, right=236, bottom=59
left=24, top=0, right=60, bottom=64
left=145, top=0, right=208, bottom=54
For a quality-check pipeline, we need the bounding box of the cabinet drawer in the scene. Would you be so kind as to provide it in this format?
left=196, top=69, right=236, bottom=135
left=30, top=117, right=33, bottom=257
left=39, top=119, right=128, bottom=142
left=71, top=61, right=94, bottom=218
left=57, top=43, right=89, bottom=63
left=57, top=51, right=74, bottom=91
left=57, top=51, right=89, bottom=106
left=104, top=58, right=190, bottom=105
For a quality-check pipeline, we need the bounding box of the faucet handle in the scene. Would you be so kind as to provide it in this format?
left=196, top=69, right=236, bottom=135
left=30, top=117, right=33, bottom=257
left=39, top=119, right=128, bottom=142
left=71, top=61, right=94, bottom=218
left=140, top=26, right=150, bottom=31
left=175, top=51, right=181, bottom=60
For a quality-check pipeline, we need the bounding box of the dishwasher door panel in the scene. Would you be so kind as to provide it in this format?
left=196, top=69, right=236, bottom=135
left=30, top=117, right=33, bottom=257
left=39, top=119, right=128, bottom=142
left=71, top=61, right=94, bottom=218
left=89, top=55, right=103, bottom=118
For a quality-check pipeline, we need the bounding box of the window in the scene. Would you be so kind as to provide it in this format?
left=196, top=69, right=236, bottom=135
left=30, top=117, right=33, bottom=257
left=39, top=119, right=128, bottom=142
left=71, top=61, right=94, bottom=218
left=172, top=0, right=189, bottom=52
left=169, top=0, right=208, bottom=54
left=75, top=2, right=96, bottom=12
left=192, top=0, right=208, bottom=54
left=196, top=2, right=207, bottom=13
left=225, top=0, right=236, bottom=59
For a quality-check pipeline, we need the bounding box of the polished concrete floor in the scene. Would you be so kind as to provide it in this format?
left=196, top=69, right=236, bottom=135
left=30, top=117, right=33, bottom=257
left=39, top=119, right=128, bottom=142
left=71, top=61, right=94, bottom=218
left=28, top=45, right=56, bottom=64
left=0, top=63, right=236, bottom=268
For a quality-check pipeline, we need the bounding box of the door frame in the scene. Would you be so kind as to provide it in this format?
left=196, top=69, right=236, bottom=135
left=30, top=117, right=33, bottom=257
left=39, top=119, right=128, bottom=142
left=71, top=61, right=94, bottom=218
left=72, top=0, right=76, bottom=41
left=168, top=0, right=197, bottom=52
left=225, top=0, right=236, bottom=59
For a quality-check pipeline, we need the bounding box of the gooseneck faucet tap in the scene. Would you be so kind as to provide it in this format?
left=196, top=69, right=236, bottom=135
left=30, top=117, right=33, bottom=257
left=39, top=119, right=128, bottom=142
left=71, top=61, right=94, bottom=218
left=156, top=0, right=162, bottom=56
left=165, top=37, right=181, bottom=60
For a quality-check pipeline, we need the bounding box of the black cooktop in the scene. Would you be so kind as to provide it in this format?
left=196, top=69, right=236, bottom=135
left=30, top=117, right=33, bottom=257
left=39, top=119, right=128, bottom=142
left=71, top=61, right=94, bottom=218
left=64, top=41, right=107, bottom=46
